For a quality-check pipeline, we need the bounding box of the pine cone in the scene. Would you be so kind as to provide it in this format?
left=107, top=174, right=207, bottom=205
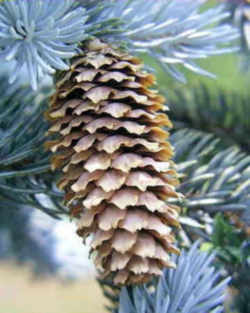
left=45, top=39, right=181, bottom=285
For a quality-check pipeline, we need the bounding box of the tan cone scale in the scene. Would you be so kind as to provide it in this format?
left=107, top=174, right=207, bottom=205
left=46, top=39, right=181, bottom=285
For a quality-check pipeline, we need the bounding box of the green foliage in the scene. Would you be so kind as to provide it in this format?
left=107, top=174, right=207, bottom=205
left=233, top=289, right=250, bottom=313
left=204, top=214, right=250, bottom=313
left=209, top=214, right=244, bottom=264
left=0, top=77, right=66, bottom=218
left=167, top=85, right=250, bottom=152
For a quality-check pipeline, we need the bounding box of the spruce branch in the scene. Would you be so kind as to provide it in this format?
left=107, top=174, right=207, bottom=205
left=118, top=242, right=230, bottom=313
left=0, top=76, right=66, bottom=218
left=171, top=129, right=250, bottom=237
left=165, top=85, right=250, bottom=228
left=78, top=0, right=122, bottom=38
left=103, top=0, right=239, bottom=82
left=0, top=78, right=50, bottom=172
left=0, top=0, right=88, bottom=90
left=167, top=85, right=250, bottom=152
left=0, top=174, right=66, bottom=219
left=222, top=0, right=250, bottom=70
left=159, top=83, right=250, bottom=231
left=0, top=0, right=239, bottom=90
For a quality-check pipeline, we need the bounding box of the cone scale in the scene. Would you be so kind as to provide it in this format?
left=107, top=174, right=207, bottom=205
left=46, top=39, right=181, bottom=285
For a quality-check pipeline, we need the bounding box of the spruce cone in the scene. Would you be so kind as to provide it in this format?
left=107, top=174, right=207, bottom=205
left=46, top=39, right=181, bottom=285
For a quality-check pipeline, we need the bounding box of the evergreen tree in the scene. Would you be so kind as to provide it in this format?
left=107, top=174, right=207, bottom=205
left=0, top=0, right=249, bottom=312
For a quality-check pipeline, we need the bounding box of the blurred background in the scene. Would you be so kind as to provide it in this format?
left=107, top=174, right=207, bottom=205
left=0, top=209, right=105, bottom=313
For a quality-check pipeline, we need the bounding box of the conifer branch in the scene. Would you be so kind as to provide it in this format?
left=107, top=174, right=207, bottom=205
left=118, top=242, right=230, bottom=313
left=100, top=0, right=239, bottom=82
left=172, top=129, right=250, bottom=234
left=167, top=85, right=250, bottom=152
left=0, top=0, right=239, bottom=89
